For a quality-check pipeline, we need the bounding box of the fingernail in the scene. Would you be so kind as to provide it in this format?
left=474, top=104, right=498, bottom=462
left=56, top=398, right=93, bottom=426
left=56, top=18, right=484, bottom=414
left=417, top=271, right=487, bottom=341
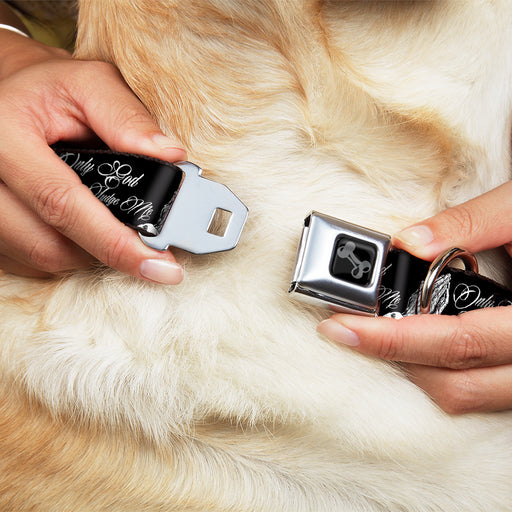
left=317, top=319, right=360, bottom=347
left=139, top=259, right=183, bottom=285
left=394, top=225, right=434, bottom=249
left=152, top=134, right=186, bottom=154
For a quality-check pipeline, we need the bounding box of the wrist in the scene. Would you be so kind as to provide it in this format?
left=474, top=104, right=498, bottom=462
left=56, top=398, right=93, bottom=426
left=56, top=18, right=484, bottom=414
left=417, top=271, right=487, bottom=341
left=0, top=23, right=29, bottom=38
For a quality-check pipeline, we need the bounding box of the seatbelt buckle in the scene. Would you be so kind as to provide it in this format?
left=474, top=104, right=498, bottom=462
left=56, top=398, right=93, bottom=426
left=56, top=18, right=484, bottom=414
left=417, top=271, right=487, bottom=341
left=289, top=212, right=391, bottom=316
left=140, top=161, right=248, bottom=254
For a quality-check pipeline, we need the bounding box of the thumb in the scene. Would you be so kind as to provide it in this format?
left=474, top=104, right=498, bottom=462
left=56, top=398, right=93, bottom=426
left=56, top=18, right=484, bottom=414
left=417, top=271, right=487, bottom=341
left=392, top=181, right=512, bottom=260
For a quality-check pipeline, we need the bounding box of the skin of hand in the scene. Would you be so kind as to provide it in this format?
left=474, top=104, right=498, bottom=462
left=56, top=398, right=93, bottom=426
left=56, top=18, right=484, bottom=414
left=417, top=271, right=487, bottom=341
left=0, top=27, right=187, bottom=284
left=318, top=180, right=512, bottom=414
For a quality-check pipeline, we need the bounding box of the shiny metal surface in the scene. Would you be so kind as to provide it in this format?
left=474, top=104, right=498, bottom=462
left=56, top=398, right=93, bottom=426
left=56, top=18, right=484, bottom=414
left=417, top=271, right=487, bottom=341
left=140, top=162, right=248, bottom=254
left=289, top=212, right=391, bottom=316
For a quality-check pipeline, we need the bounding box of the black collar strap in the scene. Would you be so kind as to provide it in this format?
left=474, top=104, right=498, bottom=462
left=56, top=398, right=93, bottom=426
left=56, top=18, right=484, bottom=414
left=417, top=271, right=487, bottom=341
left=289, top=211, right=512, bottom=317
left=55, top=148, right=248, bottom=254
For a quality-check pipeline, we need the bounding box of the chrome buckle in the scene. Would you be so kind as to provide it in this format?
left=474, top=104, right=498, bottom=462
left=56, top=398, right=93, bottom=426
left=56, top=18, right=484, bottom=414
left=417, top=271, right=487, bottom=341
left=289, top=212, right=391, bottom=316
left=140, top=162, right=248, bottom=254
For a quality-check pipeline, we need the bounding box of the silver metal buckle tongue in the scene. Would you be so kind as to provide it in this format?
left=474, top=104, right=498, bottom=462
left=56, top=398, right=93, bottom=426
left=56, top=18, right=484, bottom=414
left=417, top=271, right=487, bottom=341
left=140, top=162, right=248, bottom=254
left=289, top=212, right=391, bottom=316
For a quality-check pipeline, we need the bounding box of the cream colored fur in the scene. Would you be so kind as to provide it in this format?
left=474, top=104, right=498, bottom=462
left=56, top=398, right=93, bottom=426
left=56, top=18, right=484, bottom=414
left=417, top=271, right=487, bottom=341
left=1, top=1, right=512, bottom=510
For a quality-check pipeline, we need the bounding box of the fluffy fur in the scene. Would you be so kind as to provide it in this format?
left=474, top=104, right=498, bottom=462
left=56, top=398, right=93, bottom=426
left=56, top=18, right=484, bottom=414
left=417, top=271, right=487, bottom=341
left=1, top=1, right=512, bottom=510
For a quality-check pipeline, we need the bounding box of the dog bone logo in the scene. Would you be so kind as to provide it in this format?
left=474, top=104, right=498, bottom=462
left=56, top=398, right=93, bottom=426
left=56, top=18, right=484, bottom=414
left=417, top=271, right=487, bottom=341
left=336, top=240, right=372, bottom=279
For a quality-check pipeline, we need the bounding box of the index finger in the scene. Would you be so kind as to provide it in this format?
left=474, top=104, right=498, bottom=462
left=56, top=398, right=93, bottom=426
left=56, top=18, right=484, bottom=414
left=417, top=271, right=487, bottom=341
left=1, top=137, right=183, bottom=282
left=317, top=307, right=512, bottom=370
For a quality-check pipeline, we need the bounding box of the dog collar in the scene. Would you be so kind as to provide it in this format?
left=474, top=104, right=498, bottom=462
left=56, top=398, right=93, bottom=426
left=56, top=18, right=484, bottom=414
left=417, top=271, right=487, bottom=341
left=55, top=148, right=248, bottom=254
left=289, top=211, right=512, bottom=317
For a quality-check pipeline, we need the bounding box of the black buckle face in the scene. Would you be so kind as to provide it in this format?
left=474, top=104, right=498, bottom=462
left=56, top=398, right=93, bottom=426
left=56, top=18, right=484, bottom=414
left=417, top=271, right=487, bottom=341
left=289, top=212, right=391, bottom=316
left=330, top=235, right=378, bottom=287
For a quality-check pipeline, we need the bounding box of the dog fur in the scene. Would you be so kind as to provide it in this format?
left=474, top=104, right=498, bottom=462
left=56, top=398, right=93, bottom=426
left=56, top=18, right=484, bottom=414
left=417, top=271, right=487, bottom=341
left=1, top=1, right=512, bottom=510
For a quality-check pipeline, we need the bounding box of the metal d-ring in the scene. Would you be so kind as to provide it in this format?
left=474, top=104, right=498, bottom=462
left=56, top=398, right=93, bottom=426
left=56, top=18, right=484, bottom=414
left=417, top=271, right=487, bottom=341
left=419, top=247, right=479, bottom=314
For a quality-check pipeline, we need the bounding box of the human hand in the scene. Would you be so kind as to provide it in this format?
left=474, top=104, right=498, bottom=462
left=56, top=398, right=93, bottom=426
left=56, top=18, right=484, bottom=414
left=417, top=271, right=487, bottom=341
left=318, top=181, right=512, bottom=414
left=0, top=29, right=187, bottom=283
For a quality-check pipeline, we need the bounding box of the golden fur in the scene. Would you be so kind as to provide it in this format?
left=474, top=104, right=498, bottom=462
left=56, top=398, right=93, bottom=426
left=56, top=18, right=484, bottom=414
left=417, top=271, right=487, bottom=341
left=1, top=1, right=512, bottom=510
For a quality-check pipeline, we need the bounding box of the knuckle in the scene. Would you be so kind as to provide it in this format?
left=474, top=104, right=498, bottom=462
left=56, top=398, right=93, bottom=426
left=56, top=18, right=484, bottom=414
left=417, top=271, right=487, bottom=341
left=52, top=47, right=73, bottom=61
left=375, top=337, right=398, bottom=360
left=77, top=60, right=119, bottom=81
left=34, top=182, right=80, bottom=232
left=66, top=61, right=122, bottom=103
left=27, top=239, right=66, bottom=274
left=111, top=108, right=152, bottom=146
left=37, top=46, right=71, bottom=64
left=435, top=371, right=482, bottom=415
left=374, top=325, right=402, bottom=360
left=442, top=319, right=487, bottom=369
left=102, top=234, right=130, bottom=271
left=441, top=204, right=477, bottom=240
